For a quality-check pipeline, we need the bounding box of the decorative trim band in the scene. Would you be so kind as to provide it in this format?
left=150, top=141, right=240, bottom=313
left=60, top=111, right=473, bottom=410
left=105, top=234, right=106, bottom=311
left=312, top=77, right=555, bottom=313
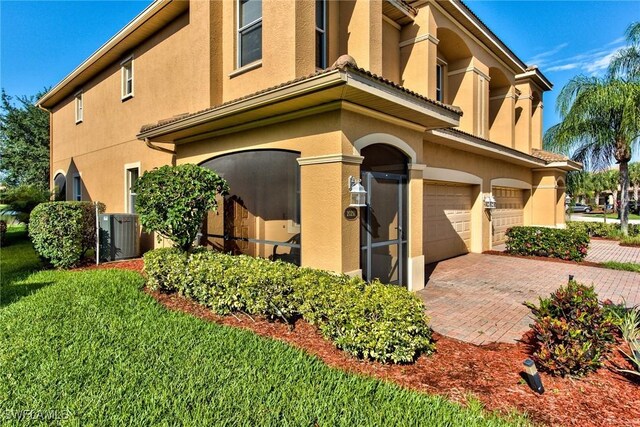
left=448, top=66, right=491, bottom=81
left=399, top=33, right=439, bottom=48
left=297, top=154, right=364, bottom=166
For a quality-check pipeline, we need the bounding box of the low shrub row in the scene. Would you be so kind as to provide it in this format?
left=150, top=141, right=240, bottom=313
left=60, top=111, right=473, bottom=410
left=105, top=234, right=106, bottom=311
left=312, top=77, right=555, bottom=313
left=566, top=221, right=640, bottom=238
left=505, top=226, right=590, bottom=261
left=29, top=201, right=105, bottom=268
left=143, top=248, right=434, bottom=363
left=526, top=280, right=618, bottom=377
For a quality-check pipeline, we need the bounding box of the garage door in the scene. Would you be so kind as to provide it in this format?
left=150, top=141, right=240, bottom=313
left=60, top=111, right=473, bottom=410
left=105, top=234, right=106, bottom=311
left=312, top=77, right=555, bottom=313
left=492, top=187, right=524, bottom=246
left=424, top=182, right=472, bottom=263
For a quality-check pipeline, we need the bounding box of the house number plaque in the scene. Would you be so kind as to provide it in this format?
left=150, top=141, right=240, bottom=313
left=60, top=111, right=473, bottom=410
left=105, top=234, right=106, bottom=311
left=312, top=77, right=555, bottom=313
left=344, top=207, right=358, bottom=220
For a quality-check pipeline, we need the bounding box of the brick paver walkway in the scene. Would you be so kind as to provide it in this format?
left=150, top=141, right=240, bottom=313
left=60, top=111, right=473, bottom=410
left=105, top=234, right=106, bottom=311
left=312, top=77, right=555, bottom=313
left=418, top=253, right=640, bottom=345
left=585, top=239, right=640, bottom=264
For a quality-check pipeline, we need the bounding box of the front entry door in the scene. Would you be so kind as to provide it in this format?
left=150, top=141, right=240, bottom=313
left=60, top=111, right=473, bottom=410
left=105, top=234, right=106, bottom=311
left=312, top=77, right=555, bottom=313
left=361, top=171, right=407, bottom=286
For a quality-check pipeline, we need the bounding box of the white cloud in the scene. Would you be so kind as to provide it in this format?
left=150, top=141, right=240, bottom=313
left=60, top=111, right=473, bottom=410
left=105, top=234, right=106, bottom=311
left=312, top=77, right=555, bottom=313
left=537, top=40, right=624, bottom=75
left=526, top=42, right=569, bottom=67
left=547, top=63, right=579, bottom=72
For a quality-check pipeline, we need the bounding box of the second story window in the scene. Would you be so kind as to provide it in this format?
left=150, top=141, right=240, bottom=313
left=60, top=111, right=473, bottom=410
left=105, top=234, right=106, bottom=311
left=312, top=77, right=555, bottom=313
left=316, top=0, right=326, bottom=69
left=435, top=63, right=444, bottom=102
left=121, top=56, right=134, bottom=100
left=75, top=91, right=83, bottom=123
left=238, top=0, right=262, bottom=67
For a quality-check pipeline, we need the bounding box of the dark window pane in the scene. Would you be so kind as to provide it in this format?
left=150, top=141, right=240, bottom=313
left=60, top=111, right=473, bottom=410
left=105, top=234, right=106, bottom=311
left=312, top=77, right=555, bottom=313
left=316, top=0, right=324, bottom=29
left=240, top=24, right=262, bottom=66
left=240, top=0, right=261, bottom=27
left=201, top=150, right=301, bottom=265
left=316, top=31, right=325, bottom=68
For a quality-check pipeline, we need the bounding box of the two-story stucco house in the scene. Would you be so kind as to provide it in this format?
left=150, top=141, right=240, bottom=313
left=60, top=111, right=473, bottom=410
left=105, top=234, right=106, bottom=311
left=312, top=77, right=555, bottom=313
left=37, top=0, right=580, bottom=291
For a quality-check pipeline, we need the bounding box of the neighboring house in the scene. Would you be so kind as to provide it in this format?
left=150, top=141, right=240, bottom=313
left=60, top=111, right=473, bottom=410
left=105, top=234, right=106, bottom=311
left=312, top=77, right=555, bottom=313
left=37, top=0, right=580, bottom=291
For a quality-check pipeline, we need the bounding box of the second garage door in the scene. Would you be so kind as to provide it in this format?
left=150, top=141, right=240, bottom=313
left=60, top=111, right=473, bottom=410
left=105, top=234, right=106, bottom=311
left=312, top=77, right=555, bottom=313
left=492, top=187, right=524, bottom=246
left=424, top=182, right=472, bottom=263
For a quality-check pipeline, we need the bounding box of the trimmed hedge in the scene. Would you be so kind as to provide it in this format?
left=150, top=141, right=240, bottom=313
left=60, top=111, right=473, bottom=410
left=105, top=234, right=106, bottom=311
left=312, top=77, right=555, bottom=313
left=505, top=226, right=590, bottom=261
left=143, top=249, right=434, bottom=363
left=29, top=201, right=105, bottom=268
left=525, top=280, right=617, bottom=377
left=566, top=221, right=640, bottom=238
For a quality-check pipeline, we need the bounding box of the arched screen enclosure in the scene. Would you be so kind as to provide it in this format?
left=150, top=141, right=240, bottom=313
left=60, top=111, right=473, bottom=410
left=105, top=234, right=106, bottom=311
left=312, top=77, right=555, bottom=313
left=200, top=150, right=301, bottom=265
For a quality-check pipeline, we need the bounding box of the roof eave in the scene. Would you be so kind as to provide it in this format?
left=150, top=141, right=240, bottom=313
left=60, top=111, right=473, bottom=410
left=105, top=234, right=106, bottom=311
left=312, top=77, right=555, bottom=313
left=137, top=68, right=461, bottom=142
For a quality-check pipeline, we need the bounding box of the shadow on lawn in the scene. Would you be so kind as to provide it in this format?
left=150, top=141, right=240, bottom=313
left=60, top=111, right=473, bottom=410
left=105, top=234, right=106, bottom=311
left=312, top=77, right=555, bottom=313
left=1, top=226, right=50, bottom=308
left=0, top=281, right=53, bottom=308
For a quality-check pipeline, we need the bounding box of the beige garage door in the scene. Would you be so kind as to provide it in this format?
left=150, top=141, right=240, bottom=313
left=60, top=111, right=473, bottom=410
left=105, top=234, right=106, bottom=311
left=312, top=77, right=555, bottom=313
left=492, top=187, right=524, bottom=246
left=424, top=182, right=472, bottom=263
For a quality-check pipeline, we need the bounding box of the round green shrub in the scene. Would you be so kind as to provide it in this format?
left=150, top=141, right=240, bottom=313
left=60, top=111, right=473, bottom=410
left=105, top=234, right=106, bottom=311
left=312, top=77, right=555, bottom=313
left=132, top=164, right=229, bottom=252
left=29, top=201, right=105, bottom=269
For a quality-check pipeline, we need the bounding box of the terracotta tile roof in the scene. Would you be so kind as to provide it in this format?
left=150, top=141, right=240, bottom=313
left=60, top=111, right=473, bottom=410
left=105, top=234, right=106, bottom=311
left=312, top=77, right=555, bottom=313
left=530, top=149, right=571, bottom=163
left=139, top=61, right=461, bottom=134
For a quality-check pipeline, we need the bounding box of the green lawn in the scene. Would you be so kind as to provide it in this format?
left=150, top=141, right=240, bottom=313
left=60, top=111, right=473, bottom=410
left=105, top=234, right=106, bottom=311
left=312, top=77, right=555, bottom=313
left=0, top=234, right=527, bottom=426
left=585, top=212, right=640, bottom=220
left=0, top=226, right=45, bottom=307
left=600, top=261, right=640, bottom=273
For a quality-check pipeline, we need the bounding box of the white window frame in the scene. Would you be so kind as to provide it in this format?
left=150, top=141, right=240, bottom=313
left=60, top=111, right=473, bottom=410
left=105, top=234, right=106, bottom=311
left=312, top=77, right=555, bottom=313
left=121, top=56, right=134, bottom=100
left=73, top=173, right=82, bottom=201
left=75, top=91, right=83, bottom=123
left=316, top=0, right=327, bottom=69
left=124, top=162, right=141, bottom=214
left=237, top=0, right=263, bottom=68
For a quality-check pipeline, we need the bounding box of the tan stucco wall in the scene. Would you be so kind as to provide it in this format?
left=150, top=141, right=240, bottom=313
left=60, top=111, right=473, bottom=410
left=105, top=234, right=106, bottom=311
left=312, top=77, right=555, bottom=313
left=51, top=3, right=217, bottom=211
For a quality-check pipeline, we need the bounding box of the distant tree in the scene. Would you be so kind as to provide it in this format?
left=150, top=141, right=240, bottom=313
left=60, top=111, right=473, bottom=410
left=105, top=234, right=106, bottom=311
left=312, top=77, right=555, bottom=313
left=0, top=89, right=50, bottom=189
left=0, top=184, right=51, bottom=225
left=566, top=171, right=593, bottom=204
left=630, top=162, right=640, bottom=202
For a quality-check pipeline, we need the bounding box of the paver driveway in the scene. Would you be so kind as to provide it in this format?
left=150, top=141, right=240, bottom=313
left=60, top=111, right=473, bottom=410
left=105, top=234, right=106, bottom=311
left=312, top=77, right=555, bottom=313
left=417, top=253, right=640, bottom=345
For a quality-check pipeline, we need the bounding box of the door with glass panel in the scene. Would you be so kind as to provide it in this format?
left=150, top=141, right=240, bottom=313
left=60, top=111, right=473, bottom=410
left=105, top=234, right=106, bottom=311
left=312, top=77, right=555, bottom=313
left=361, top=171, right=407, bottom=286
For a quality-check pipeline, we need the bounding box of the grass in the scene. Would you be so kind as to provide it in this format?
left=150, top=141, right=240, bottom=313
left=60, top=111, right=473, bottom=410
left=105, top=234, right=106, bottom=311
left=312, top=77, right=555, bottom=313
left=600, top=261, right=640, bottom=273
left=0, top=226, right=45, bottom=307
left=587, top=212, right=640, bottom=220
left=0, top=236, right=528, bottom=426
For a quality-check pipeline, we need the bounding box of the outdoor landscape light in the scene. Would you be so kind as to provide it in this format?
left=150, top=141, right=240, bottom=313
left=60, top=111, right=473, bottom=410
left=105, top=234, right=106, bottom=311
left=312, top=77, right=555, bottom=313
left=348, top=176, right=367, bottom=207
left=523, top=359, right=545, bottom=394
left=483, top=194, right=497, bottom=210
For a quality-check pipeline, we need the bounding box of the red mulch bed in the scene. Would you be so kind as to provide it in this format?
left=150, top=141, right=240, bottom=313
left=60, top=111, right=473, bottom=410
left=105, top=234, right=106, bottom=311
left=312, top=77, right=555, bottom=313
left=482, top=250, right=610, bottom=269
left=88, top=259, right=640, bottom=426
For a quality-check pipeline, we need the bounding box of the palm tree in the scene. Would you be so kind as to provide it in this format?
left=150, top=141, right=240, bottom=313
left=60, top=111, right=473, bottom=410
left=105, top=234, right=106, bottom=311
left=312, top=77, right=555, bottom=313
left=544, top=76, right=640, bottom=234
left=609, top=22, right=640, bottom=81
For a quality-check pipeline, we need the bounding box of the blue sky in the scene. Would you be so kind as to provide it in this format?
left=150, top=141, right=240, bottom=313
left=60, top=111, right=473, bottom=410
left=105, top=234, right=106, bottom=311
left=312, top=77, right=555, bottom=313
left=1, top=0, right=639, bottom=132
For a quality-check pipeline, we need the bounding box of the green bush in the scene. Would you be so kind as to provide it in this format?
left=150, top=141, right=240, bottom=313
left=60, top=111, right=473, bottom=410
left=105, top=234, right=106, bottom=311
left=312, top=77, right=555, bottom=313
left=143, top=249, right=434, bottom=363
left=620, top=235, right=640, bottom=247
left=143, top=247, right=189, bottom=292
left=567, top=221, right=640, bottom=238
left=505, top=226, right=590, bottom=261
left=132, top=164, right=228, bottom=251
left=188, top=251, right=300, bottom=322
left=525, top=280, right=617, bottom=377
left=29, top=202, right=105, bottom=268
